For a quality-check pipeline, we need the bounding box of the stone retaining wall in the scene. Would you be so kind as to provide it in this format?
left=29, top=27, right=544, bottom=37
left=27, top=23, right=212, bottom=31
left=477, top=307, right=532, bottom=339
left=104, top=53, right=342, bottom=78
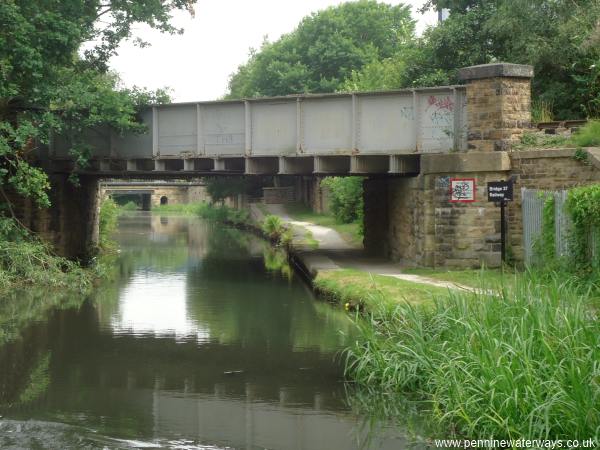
left=365, top=148, right=600, bottom=268
left=507, top=149, right=600, bottom=261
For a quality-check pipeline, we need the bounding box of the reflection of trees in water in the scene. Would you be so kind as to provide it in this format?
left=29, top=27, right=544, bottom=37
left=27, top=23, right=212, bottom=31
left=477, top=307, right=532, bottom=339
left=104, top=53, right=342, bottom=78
left=0, top=306, right=56, bottom=407
left=0, top=288, right=86, bottom=346
left=262, top=246, right=293, bottom=280
left=0, top=347, right=52, bottom=408
left=186, top=253, right=356, bottom=355
left=0, top=213, right=374, bottom=436
left=16, top=351, right=51, bottom=405
left=204, top=225, right=254, bottom=260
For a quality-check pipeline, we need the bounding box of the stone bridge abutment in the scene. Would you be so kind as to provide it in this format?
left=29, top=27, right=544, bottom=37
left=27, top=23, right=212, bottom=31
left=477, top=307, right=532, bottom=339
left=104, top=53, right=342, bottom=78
left=9, top=174, right=100, bottom=261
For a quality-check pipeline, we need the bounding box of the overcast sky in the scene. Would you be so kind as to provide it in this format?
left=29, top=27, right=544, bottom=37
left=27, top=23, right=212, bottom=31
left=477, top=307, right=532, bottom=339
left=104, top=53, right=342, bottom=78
left=108, top=1, right=437, bottom=102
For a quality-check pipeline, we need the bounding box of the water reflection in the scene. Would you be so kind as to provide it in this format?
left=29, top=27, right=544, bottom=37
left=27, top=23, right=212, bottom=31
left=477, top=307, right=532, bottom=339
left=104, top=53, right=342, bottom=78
left=0, top=213, right=419, bottom=450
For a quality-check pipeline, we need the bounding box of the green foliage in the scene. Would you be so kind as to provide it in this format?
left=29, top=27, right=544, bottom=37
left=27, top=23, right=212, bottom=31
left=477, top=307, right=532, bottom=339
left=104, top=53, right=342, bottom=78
left=152, top=202, right=207, bottom=215
left=535, top=194, right=556, bottom=264
left=528, top=185, right=600, bottom=282
left=17, top=352, right=51, bottom=405
left=531, top=99, right=554, bottom=123
left=160, top=201, right=255, bottom=227
left=566, top=184, right=600, bottom=273
left=0, top=216, right=92, bottom=292
left=314, top=268, right=449, bottom=312
left=573, top=147, right=590, bottom=165
left=261, top=214, right=286, bottom=242
left=321, top=177, right=364, bottom=224
left=98, top=198, right=118, bottom=250
left=262, top=246, right=292, bottom=279
left=345, top=271, right=599, bottom=439
left=284, top=202, right=363, bottom=244
left=345, top=0, right=600, bottom=119
left=226, top=1, right=414, bottom=98
left=571, top=120, right=600, bottom=147
left=512, top=131, right=570, bottom=150
left=0, top=0, right=194, bottom=209
left=119, top=201, right=139, bottom=211
left=341, top=54, right=409, bottom=92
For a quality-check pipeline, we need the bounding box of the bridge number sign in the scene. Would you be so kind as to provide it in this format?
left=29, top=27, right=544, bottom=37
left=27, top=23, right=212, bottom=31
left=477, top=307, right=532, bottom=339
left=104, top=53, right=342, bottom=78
left=487, top=180, right=513, bottom=202
left=487, top=179, right=514, bottom=263
left=449, top=178, right=476, bottom=202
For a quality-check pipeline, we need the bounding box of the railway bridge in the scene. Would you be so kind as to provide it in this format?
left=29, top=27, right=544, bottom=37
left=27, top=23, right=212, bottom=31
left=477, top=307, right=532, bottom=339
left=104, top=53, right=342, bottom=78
left=20, top=63, right=597, bottom=269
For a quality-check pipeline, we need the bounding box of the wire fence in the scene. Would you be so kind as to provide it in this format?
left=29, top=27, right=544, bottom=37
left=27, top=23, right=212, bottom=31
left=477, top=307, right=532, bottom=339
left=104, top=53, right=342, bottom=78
left=521, top=188, right=599, bottom=266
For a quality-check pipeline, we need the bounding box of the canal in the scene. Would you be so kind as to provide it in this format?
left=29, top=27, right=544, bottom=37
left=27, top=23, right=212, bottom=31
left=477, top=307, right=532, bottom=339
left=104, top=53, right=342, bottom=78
left=0, top=213, right=419, bottom=449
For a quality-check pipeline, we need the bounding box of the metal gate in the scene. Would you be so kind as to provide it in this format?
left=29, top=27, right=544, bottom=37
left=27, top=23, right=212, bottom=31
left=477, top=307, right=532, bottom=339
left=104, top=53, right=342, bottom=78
left=521, top=188, right=573, bottom=265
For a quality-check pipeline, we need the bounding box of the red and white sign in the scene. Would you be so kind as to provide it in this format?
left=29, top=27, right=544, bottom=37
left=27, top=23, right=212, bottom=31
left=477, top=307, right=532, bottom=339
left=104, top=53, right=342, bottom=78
left=449, top=178, right=476, bottom=202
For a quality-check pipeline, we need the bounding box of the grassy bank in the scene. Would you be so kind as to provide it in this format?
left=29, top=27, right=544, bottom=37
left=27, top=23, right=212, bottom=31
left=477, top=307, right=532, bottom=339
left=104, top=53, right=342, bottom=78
left=0, top=199, right=123, bottom=345
left=341, top=270, right=599, bottom=440
left=314, top=269, right=450, bottom=311
left=0, top=216, right=94, bottom=294
left=402, top=267, right=520, bottom=289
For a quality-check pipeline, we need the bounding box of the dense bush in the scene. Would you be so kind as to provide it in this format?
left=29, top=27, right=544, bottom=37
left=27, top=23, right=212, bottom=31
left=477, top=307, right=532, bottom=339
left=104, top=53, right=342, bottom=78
left=119, top=201, right=139, bottom=211
left=321, top=177, right=364, bottom=224
left=98, top=198, right=119, bottom=250
left=572, top=120, right=600, bottom=147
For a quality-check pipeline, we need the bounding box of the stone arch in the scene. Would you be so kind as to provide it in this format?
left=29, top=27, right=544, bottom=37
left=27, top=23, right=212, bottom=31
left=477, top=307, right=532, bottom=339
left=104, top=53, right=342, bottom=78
left=160, top=196, right=168, bottom=205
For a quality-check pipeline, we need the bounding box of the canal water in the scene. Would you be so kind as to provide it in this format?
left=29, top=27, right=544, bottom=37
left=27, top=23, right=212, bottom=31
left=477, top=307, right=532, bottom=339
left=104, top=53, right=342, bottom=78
left=0, top=213, right=421, bottom=449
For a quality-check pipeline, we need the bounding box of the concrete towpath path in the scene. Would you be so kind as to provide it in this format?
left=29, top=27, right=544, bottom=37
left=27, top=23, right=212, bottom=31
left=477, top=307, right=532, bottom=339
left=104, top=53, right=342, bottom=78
left=256, top=204, right=480, bottom=293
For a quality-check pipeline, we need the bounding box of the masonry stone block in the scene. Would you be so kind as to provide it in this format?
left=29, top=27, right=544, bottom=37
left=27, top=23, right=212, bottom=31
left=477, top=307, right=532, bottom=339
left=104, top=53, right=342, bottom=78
left=459, top=64, right=533, bottom=153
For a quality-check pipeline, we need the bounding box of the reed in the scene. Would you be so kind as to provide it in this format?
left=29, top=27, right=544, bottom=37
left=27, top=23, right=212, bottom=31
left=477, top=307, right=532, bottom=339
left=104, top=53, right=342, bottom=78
left=345, top=271, right=599, bottom=440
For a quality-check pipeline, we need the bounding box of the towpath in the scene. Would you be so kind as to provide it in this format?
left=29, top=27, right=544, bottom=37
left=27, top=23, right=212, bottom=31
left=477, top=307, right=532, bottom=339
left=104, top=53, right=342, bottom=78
left=251, top=203, right=479, bottom=293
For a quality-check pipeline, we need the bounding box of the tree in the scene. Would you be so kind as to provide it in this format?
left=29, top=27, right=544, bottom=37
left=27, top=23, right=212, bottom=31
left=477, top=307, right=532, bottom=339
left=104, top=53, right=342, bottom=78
left=348, top=0, right=600, bottom=119
left=226, top=0, right=415, bottom=98
left=321, top=177, right=364, bottom=224
left=0, top=0, right=195, bottom=210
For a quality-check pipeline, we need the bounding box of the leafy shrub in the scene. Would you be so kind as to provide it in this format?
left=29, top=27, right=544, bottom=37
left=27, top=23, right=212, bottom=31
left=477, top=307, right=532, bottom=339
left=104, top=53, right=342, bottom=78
left=262, top=214, right=285, bottom=240
left=0, top=215, right=28, bottom=243
left=119, top=201, right=138, bottom=211
left=571, top=120, right=600, bottom=147
left=99, top=198, right=119, bottom=249
left=321, top=176, right=364, bottom=224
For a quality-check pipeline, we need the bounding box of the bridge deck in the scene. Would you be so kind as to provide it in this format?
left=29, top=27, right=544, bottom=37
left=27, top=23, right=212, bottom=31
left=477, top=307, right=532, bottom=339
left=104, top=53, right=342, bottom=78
left=48, top=86, right=467, bottom=176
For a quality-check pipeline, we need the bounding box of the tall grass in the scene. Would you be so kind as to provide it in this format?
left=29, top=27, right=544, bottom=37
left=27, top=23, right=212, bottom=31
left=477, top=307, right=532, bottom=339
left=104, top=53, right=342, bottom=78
left=0, top=216, right=92, bottom=293
left=345, top=272, right=599, bottom=440
left=531, top=99, right=554, bottom=123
